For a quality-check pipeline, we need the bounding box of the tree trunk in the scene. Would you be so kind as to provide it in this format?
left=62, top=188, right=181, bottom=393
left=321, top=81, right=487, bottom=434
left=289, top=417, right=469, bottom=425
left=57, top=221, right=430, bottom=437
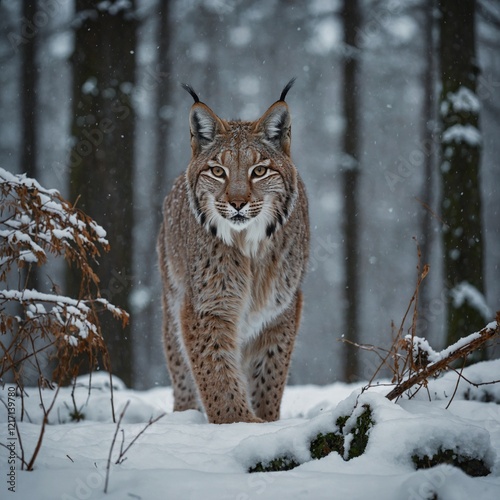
left=438, top=0, right=486, bottom=350
left=135, top=0, right=172, bottom=386
left=152, top=0, right=172, bottom=237
left=21, top=1, right=38, bottom=180
left=21, top=0, right=39, bottom=291
left=68, top=0, right=137, bottom=387
left=417, top=0, right=437, bottom=334
left=341, top=0, right=361, bottom=382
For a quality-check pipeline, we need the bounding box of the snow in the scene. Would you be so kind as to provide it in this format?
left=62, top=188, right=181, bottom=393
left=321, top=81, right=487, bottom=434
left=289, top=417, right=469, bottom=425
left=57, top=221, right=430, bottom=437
left=0, top=168, right=58, bottom=196
left=406, top=321, right=497, bottom=366
left=0, top=167, right=109, bottom=253
left=447, top=87, right=481, bottom=114
left=229, top=26, right=253, bottom=47
left=386, top=16, right=418, bottom=44
left=442, top=124, right=482, bottom=146
left=0, top=289, right=90, bottom=310
left=97, top=0, right=133, bottom=15
left=451, top=281, right=493, bottom=320
left=1, top=363, right=499, bottom=500
left=128, top=286, right=151, bottom=313
left=0, top=289, right=126, bottom=343
left=306, top=17, right=341, bottom=55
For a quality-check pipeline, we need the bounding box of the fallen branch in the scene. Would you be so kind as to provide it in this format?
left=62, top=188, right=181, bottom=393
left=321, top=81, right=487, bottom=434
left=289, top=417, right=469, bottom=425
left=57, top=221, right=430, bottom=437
left=385, top=315, right=500, bottom=401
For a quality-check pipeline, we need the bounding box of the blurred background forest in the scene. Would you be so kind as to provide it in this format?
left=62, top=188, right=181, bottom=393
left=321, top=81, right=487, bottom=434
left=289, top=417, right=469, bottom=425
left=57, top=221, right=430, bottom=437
left=1, top=0, right=499, bottom=389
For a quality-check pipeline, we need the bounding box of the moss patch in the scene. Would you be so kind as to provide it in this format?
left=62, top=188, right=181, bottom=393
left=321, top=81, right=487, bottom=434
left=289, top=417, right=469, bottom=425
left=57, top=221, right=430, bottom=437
left=249, top=405, right=375, bottom=472
left=249, top=456, right=300, bottom=473
left=310, top=431, right=344, bottom=459
left=412, top=448, right=490, bottom=477
left=347, top=405, right=373, bottom=460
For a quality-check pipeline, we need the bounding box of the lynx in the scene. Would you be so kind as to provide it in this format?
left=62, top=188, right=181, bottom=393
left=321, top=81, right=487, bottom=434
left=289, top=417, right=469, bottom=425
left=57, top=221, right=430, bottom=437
left=157, top=80, right=309, bottom=424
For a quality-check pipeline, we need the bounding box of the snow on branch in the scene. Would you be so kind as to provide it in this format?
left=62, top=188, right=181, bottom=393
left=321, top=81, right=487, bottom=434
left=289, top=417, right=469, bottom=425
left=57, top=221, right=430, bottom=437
left=386, top=315, right=500, bottom=401
left=0, top=167, right=108, bottom=284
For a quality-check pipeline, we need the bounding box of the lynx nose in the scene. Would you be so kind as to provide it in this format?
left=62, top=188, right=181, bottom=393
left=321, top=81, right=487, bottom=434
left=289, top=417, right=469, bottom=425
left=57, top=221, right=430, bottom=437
left=229, top=200, right=247, bottom=211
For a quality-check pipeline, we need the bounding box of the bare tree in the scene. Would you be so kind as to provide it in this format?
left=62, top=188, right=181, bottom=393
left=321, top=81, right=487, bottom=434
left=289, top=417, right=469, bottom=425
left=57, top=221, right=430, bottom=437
left=67, top=0, right=137, bottom=386
left=341, top=0, right=361, bottom=381
left=137, top=0, right=172, bottom=377
left=417, top=0, right=437, bottom=332
left=438, top=0, right=486, bottom=350
left=21, top=1, right=39, bottom=290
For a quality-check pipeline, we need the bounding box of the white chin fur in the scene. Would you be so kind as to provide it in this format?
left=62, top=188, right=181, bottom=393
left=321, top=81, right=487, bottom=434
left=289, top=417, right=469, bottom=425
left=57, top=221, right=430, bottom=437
left=201, top=196, right=277, bottom=256
left=211, top=212, right=273, bottom=257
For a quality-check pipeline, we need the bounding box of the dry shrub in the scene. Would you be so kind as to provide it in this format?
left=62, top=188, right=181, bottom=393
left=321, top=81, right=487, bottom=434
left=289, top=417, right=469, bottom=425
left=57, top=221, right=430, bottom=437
left=0, top=168, right=128, bottom=387
left=1, top=168, right=128, bottom=469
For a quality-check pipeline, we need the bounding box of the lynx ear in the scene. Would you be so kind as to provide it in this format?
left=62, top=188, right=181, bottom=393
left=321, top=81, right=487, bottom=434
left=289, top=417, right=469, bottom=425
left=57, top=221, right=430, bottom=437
left=189, top=103, right=223, bottom=149
left=255, top=101, right=292, bottom=155
left=182, top=84, right=225, bottom=154
left=254, top=79, right=295, bottom=155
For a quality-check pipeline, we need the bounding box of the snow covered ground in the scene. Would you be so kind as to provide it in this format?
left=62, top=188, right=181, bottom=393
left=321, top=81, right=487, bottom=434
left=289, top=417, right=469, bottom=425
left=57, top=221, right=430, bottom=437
left=1, top=361, right=500, bottom=500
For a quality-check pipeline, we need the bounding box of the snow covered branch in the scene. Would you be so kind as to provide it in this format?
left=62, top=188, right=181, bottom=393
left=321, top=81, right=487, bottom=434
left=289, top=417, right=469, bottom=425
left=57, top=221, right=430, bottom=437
left=386, top=315, right=500, bottom=401
left=0, top=167, right=108, bottom=283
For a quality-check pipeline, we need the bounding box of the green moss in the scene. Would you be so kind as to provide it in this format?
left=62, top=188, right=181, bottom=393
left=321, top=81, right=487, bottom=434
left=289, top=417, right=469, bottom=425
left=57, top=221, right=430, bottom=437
left=248, top=456, right=300, bottom=473
left=310, top=405, right=373, bottom=462
left=347, top=405, right=373, bottom=460
left=310, top=432, right=344, bottom=459
left=335, top=414, right=349, bottom=432
left=249, top=404, right=374, bottom=473
left=412, top=448, right=490, bottom=477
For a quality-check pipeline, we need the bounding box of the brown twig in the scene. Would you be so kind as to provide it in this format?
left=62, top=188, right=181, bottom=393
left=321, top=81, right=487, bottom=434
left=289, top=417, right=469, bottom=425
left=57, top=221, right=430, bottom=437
left=115, top=412, right=166, bottom=465
left=104, top=400, right=166, bottom=493
left=26, top=383, right=60, bottom=471
left=0, top=396, right=28, bottom=469
left=445, top=357, right=467, bottom=409
left=415, top=196, right=446, bottom=227
left=104, top=401, right=130, bottom=494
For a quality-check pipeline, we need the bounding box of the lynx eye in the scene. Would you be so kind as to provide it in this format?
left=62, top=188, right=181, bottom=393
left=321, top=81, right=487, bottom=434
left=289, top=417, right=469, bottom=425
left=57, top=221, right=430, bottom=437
left=210, top=166, right=226, bottom=178
left=252, top=165, right=268, bottom=178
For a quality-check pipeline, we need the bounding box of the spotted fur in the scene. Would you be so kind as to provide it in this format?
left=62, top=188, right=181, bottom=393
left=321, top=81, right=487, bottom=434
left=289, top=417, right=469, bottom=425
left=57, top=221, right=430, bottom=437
left=158, top=82, right=309, bottom=423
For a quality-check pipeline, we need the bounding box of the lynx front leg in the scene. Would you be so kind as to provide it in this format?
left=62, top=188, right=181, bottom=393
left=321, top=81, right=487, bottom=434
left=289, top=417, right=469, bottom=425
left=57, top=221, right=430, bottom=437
left=244, top=293, right=303, bottom=422
left=181, top=300, right=263, bottom=424
left=162, top=294, right=200, bottom=412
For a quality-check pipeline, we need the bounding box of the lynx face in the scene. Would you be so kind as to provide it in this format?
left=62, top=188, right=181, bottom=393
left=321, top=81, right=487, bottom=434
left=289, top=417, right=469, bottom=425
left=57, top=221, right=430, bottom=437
left=185, top=89, right=298, bottom=254
left=202, top=153, right=276, bottom=229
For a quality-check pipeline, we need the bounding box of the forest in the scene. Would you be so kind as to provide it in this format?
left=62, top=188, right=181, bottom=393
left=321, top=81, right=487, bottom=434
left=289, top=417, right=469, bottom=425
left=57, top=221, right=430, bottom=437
left=1, top=1, right=500, bottom=499
left=1, top=0, right=499, bottom=389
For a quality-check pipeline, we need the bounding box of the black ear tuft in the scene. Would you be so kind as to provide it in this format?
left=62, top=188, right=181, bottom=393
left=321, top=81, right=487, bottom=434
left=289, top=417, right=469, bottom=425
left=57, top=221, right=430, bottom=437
left=279, top=77, right=296, bottom=102
left=181, top=83, right=200, bottom=103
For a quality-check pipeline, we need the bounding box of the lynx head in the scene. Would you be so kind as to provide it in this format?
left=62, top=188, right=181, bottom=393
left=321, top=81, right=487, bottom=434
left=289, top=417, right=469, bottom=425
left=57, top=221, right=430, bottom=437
left=183, top=79, right=299, bottom=254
